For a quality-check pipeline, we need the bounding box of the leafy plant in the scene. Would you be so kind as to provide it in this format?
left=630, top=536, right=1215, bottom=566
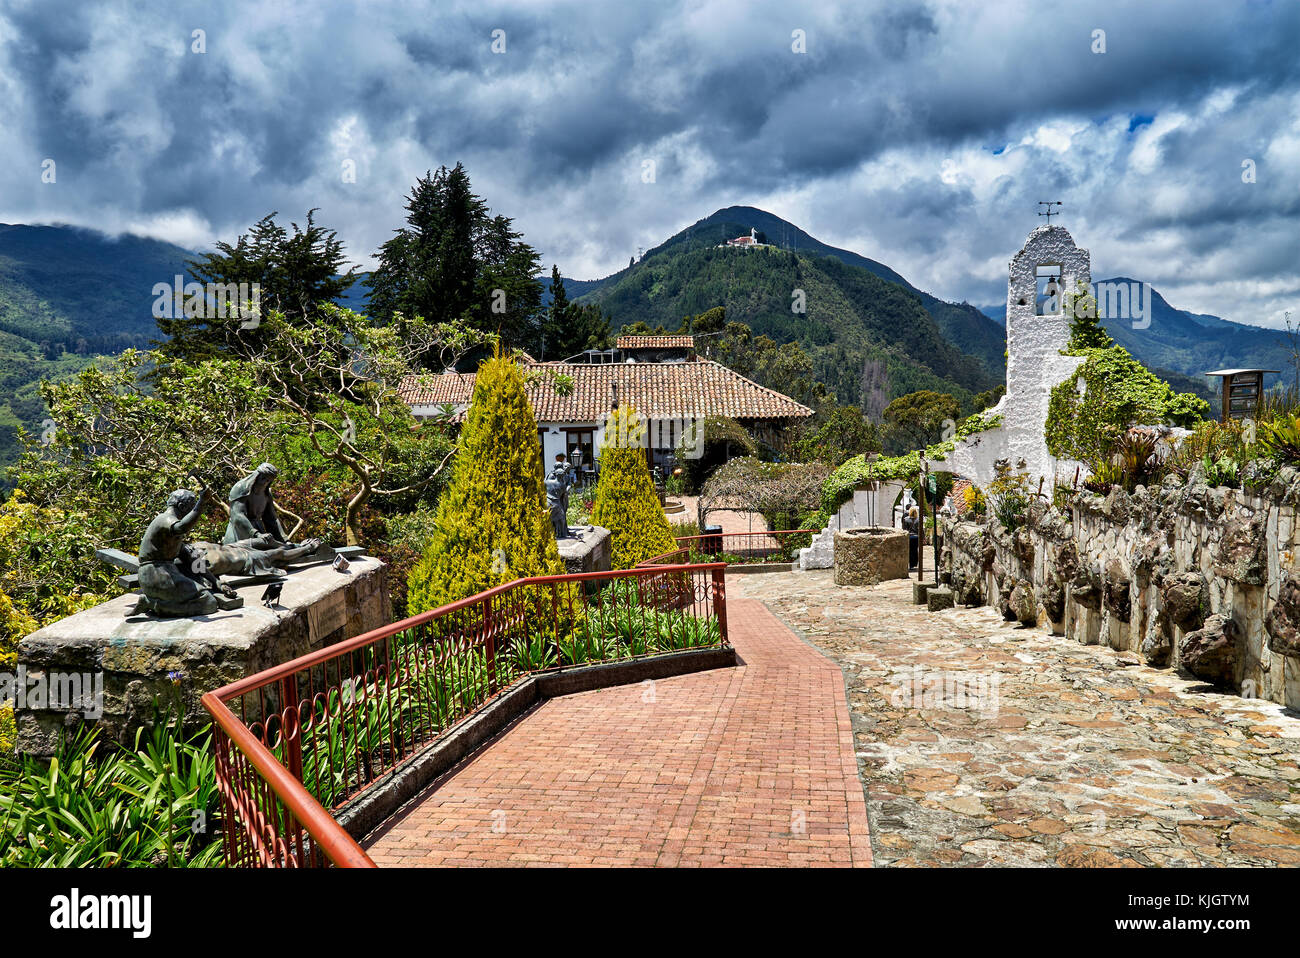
left=0, top=713, right=221, bottom=868
left=1258, top=415, right=1300, bottom=465
left=590, top=406, right=677, bottom=568
left=987, top=460, right=1033, bottom=533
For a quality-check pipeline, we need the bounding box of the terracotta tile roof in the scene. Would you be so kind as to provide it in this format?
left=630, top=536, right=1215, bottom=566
left=398, top=360, right=812, bottom=422
left=615, top=335, right=695, bottom=349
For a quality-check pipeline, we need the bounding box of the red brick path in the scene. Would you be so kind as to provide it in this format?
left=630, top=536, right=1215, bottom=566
left=362, top=598, right=872, bottom=867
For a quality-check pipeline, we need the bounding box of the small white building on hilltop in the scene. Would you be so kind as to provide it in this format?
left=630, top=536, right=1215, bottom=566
left=720, top=227, right=766, bottom=248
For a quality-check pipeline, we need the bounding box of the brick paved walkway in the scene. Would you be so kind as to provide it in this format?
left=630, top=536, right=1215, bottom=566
left=362, top=599, right=872, bottom=867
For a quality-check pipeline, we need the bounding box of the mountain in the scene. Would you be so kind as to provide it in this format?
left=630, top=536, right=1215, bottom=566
left=0, top=223, right=197, bottom=472
left=978, top=281, right=1290, bottom=392
left=645, top=207, right=1010, bottom=379
left=568, top=207, right=1007, bottom=410
left=1094, top=277, right=1293, bottom=387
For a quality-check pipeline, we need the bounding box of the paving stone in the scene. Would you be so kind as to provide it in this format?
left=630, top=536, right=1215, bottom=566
left=730, top=567, right=1300, bottom=868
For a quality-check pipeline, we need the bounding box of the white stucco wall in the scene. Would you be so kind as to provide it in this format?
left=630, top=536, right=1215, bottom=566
left=939, top=226, right=1090, bottom=490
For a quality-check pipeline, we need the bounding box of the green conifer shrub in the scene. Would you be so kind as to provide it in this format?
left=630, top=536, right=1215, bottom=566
left=406, top=352, right=563, bottom=614
left=590, top=406, right=678, bottom=568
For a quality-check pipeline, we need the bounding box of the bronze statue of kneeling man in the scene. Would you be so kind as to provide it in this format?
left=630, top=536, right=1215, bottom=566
left=130, top=488, right=244, bottom=617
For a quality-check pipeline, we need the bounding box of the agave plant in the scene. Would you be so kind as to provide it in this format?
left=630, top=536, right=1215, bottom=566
left=1259, top=415, right=1300, bottom=465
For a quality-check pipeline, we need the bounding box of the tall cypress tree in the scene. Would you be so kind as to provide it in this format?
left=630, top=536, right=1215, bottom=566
left=406, top=350, right=563, bottom=613
left=590, top=406, right=677, bottom=568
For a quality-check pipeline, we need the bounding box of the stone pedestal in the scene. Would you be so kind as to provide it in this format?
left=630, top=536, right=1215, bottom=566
left=834, top=527, right=909, bottom=586
left=15, top=557, right=389, bottom=755
left=557, top=525, right=612, bottom=575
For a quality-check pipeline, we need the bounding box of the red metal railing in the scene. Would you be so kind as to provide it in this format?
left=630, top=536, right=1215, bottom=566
left=203, top=563, right=728, bottom=867
left=640, top=530, right=814, bottom=567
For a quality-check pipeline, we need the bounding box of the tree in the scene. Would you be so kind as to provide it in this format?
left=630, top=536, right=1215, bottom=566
left=14, top=349, right=282, bottom=556
left=406, top=351, right=563, bottom=613
left=793, top=405, right=881, bottom=467
left=156, top=210, right=359, bottom=364
left=1065, top=280, right=1112, bottom=351
left=590, top=407, right=677, bottom=568
left=881, top=390, right=962, bottom=452
left=245, top=304, right=484, bottom=545
left=539, top=266, right=612, bottom=359
left=366, top=163, right=543, bottom=357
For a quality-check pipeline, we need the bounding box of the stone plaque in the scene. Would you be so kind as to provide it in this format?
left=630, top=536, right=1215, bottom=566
left=309, top=592, right=348, bottom=642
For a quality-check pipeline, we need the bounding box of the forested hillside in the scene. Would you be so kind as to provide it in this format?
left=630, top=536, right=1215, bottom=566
left=0, top=224, right=194, bottom=469
left=578, top=237, right=1002, bottom=409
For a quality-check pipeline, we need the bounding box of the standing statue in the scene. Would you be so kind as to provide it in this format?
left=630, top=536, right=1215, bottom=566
left=130, top=488, right=245, bottom=617
left=224, top=462, right=291, bottom=545
left=545, top=454, right=576, bottom=540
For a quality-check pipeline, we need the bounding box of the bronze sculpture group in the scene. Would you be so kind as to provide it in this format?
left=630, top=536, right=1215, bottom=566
left=128, top=463, right=323, bottom=618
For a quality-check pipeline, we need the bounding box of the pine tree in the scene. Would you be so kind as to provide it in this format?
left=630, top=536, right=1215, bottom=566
left=590, top=406, right=677, bottom=568
left=539, top=265, right=611, bottom=360
left=406, top=351, right=563, bottom=613
left=366, top=163, right=543, bottom=359
left=155, top=209, right=359, bottom=364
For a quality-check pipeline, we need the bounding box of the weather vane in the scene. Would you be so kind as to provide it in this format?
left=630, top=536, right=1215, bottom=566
left=1037, top=200, right=1063, bottom=226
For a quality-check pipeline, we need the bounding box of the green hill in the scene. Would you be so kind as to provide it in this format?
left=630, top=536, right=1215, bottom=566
left=0, top=223, right=195, bottom=471
left=575, top=213, right=1004, bottom=409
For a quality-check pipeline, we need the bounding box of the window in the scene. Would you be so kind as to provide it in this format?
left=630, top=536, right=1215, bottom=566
left=1036, top=265, right=1063, bottom=316
left=564, top=427, right=596, bottom=471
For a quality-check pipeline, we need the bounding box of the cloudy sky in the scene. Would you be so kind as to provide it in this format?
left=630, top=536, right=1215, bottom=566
left=2, top=0, right=1299, bottom=327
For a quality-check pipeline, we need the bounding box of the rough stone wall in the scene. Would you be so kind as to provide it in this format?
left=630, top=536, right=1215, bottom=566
left=15, top=558, right=390, bottom=755
left=940, top=469, right=1300, bottom=708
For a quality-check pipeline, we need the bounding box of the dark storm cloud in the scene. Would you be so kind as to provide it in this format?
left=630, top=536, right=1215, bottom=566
left=1, top=0, right=1299, bottom=325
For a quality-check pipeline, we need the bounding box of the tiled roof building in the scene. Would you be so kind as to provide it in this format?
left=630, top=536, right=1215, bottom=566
left=398, top=359, right=811, bottom=421
left=399, top=356, right=811, bottom=475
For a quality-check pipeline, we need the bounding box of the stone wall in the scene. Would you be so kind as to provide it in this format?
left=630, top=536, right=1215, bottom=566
left=799, top=481, right=908, bottom=570
left=940, top=469, right=1300, bottom=708
left=15, top=558, right=389, bottom=754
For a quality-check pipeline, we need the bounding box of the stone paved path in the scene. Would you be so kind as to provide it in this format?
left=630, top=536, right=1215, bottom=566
left=731, top=569, right=1300, bottom=867
left=362, top=598, right=871, bottom=866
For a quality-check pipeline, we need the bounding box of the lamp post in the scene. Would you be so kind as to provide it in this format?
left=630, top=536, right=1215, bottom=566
left=917, top=461, right=927, bottom=583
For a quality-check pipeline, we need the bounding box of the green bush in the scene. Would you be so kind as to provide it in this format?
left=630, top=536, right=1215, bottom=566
left=0, top=715, right=221, bottom=867
left=590, top=406, right=677, bottom=568
left=406, top=352, right=563, bottom=614
left=1046, top=346, right=1208, bottom=463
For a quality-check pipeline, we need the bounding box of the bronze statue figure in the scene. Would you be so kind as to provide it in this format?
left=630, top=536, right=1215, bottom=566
left=545, top=454, right=575, bottom=540
left=130, top=488, right=245, bottom=617
left=224, top=462, right=290, bottom=545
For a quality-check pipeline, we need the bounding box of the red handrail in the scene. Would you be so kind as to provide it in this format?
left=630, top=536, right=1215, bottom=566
left=204, top=562, right=728, bottom=867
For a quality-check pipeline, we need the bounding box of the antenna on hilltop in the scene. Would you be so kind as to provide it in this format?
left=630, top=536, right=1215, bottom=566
left=1037, top=201, right=1063, bottom=226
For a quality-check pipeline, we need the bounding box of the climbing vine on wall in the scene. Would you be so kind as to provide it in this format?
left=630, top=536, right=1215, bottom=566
left=819, top=411, right=1002, bottom=515
left=1045, top=346, right=1208, bottom=464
